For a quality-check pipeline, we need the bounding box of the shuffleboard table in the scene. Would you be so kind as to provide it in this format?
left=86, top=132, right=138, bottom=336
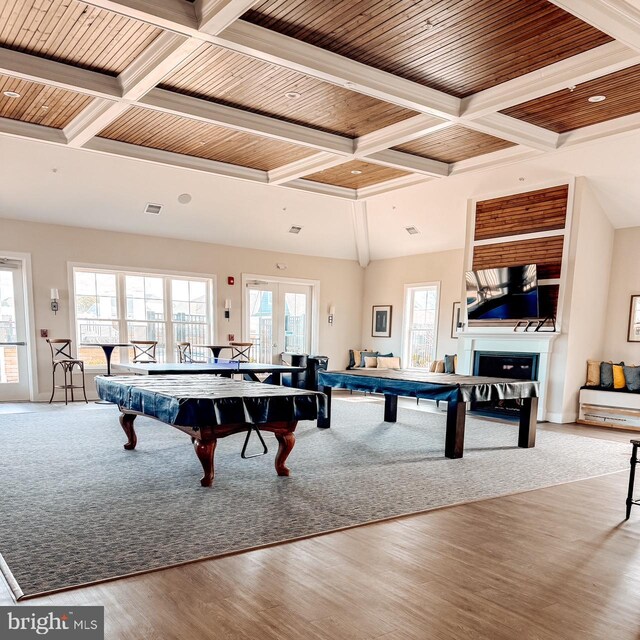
left=96, top=375, right=326, bottom=487
left=317, top=369, right=539, bottom=459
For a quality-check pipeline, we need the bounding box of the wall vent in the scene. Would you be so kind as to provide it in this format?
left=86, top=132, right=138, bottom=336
left=144, top=203, right=163, bottom=215
left=405, top=226, right=420, bottom=235
left=288, top=225, right=302, bottom=234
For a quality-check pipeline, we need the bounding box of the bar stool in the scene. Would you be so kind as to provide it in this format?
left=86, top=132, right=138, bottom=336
left=230, top=342, right=253, bottom=362
left=130, top=340, right=158, bottom=363
left=47, top=338, right=88, bottom=405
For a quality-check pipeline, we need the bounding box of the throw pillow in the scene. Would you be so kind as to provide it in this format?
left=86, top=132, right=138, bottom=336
left=600, top=361, right=624, bottom=389
left=364, top=356, right=378, bottom=368
left=444, top=354, right=456, bottom=374
left=359, top=351, right=379, bottom=367
left=585, top=360, right=601, bottom=387
left=434, top=360, right=445, bottom=374
left=613, top=364, right=626, bottom=389
left=428, top=360, right=438, bottom=372
left=377, top=356, right=401, bottom=369
left=624, top=365, right=640, bottom=392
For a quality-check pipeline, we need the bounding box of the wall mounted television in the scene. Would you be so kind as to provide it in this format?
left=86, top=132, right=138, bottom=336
left=465, top=264, right=539, bottom=320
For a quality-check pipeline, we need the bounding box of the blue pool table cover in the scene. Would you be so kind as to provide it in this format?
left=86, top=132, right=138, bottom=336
left=96, top=375, right=326, bottom=429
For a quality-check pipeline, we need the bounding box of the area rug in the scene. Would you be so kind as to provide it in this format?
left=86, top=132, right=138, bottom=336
left=0, top=398, right=629, bottom=599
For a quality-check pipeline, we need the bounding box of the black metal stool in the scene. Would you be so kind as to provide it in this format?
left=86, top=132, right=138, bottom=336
left=625, top=439, right=640, bottom=519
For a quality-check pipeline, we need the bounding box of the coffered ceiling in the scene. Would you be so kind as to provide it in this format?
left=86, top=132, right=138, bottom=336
left=1, top=0, right=640, bottom=200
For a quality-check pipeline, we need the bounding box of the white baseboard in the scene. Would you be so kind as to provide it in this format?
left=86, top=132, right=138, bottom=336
left=546, top=411, right=578, bottom=424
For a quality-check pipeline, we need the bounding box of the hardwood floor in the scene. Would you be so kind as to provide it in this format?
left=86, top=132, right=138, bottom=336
left=1, top=403, right=639, bottom=639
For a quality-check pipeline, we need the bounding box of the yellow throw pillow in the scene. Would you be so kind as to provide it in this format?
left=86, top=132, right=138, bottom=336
left=352, top=349, right=363, bottom=368
left=377, top=356, right=401, bottom=369
left=586, top=360, right=601, bottom=387
left=364, top=356, right=378, bottom=368
left=434, top=360, right=445, bottom=374
left=613, top=364, right=626, bottom=389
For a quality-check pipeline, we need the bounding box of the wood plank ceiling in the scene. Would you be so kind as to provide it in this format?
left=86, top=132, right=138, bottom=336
left=243, top=0, right=612, bottom=97
left=0, top=74, right=92, bottom=128
left=98, top=107, right=316, bottom=171
left=160, top=44, right=418, bottom=138
left=0, top=0, right=161, bottom=75
left=0, top=0, right=636, bottom=195
left=393, top=126, right=515, bottom=163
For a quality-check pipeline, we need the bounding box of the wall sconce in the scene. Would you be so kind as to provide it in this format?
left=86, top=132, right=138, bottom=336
left=328, top=304, right=335, bottom=325
left=224, top=298, right=231, bottom=320
left=50, top=288, right=59, bottom=315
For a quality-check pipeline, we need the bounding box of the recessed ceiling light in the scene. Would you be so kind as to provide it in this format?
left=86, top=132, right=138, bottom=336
left=425, top=19, right=434, bottom=30
left=288, top=225, right=302, bottom=234
left=405, top=226, right=420, bottom=235
left=351, top=170, right=363, bottom=175
left=177, top=193, right=192, bottom=205
left=3, top=91, right=20, bottom=98
left=41, top=105, right=49, bottom=110
left=588, top=95, right=606, bottom=103
left=285, top=91, right=301, bottom=99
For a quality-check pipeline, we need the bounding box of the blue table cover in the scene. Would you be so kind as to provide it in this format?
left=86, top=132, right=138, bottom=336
left=318, top=370, right=538, bottom=403
left=96, top=375, right=326, bottom=429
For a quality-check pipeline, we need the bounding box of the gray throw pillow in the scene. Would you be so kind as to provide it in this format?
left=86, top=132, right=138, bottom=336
left=444, top=354, right=456, bottom=374
left=359, top=351, right=379, bottom=367
left=624, top=365, right=640, bottom=392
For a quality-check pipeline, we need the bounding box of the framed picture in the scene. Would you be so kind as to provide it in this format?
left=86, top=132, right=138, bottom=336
left=451, top=302, right=462, bottom=339
left=628, top=295, right=640, bottom=342
left=372, top=305, right=392, bottom=338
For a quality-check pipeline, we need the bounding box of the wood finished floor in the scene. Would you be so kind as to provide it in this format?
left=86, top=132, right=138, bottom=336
left=1, top=401, right=639, bottom=639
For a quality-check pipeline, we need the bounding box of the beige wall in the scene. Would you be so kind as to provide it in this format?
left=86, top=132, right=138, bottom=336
left=604, top=226, right=640, bottom=363
left=0, top=217, right=365, bottom=400
left=360, top=249, right=465, bottom=363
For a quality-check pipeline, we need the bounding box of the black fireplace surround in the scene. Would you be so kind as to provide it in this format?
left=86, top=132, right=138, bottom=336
left=472, top=351, right=540, bottom=418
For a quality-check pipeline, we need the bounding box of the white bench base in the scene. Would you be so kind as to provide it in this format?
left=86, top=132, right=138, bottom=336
left=578, top=389, right=640, bottom=430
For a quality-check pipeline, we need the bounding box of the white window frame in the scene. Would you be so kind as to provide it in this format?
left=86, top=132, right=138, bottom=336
left=69, top=263, right=216, bottom=369
left=402, top=281, right=441, bottom=369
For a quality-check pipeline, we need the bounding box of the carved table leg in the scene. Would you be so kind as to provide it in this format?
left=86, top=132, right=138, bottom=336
left=119, top=413, right=137, bottom=450
left=274, top=431, right=296, bottom=477
left=193, top=438, right=217, bottom=487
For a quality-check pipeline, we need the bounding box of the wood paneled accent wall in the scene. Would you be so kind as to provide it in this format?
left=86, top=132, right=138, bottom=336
left=471, top=185, right=570, bottom=320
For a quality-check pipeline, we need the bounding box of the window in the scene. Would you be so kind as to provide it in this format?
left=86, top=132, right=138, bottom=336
left=73, top=267, right=213, bottom=367
left=403, top=283, right=440, bottom=368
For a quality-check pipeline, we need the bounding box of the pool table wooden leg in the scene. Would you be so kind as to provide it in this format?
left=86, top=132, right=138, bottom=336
left=274, top=430, right=296, bottom=477
left=193, top=437, right=217, bottom=487
left=119, top=413, right=137, bottom=450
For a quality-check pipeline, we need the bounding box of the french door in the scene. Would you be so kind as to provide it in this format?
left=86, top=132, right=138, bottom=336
left=0, top=259, right=30, bottom=401
left=245, top=281, right=313, bottom=363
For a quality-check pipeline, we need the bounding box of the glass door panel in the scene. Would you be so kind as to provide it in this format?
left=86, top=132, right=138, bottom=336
left=247, top=284, right=276, bottom=363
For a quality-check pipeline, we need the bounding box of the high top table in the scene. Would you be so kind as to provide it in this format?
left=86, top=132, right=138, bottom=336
left=317, top=369, right=539, bottom=459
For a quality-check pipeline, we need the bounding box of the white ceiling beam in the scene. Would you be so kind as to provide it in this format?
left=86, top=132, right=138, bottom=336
left=547, top=0, right=640, bottom=53
left=268, top=152, right=347, bottom=185
left=460, top=41, right=640, bottom=119
left=196, top=0, right=261, bottom=34
left=282, top=179, right=358, bottom=200
left=355, top=115, right=453, bottom=156
left=214, top=21, right=461, bottom=119
left=462, top=114, right=559, bottom=151
left=85, top=137, right=269, bottom=183
left=365, top=149, right=449, bottom=177
left=0, top=117, right=67, bottom=145
left=449, top=146, right=545, bottom=176
left=64, top=100, right=128, bottom=147
left=81, top=0, right=198, bottom=31
left=357, top=174, right=433, bottom=199
left=0, top=48, right=121, bottom=99
left=351, top=201, right=371, bottom=266
left=558, top=110, right=640, bottom=147
left=140, top=89, right=354, bottom=155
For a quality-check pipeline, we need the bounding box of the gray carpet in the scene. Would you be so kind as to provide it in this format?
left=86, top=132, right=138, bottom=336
left=0, top=397, right=629, bottom=599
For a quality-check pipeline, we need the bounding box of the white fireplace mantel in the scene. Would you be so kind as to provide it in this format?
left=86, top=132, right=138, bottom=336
left=458, top=331, right=559, bottom=420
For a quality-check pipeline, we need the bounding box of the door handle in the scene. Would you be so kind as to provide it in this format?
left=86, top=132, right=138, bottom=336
left=0, top=341, right=26, bottom=346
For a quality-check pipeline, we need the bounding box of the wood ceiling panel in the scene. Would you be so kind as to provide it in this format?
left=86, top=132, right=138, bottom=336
left=98, top=107, right=316, bottom=171
left=502, top=65, right=640, bottom=133
left=0, top=74, right=93, bottom=128
left=303, top=160, right=409, bottom=189
left=243, top=0, right=612, bottom=97
left=160, top=43, right=417, bottom=138
left=0, top=0, right=161, bottom=75
left=393, top=125, right=514, bottom=163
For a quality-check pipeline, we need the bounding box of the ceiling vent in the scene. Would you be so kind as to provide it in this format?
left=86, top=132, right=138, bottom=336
left=405, top=226, right=420, bottom=235
left=288, top=225, right=302, bottom=234
left=144, top=203, right=163, bottom=215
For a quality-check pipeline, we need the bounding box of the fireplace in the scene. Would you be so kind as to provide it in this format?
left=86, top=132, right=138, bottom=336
left=472, top=351, right=540, bottom=418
